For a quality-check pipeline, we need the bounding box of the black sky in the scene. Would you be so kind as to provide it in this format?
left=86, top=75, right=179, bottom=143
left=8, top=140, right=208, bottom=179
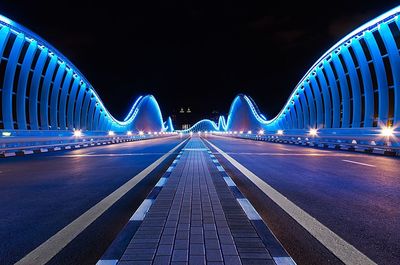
left=0, top=1, right=399, bottom=124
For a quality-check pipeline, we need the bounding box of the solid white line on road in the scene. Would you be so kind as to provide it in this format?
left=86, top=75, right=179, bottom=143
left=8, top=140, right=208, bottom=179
left=204, top=139, right=377, bottom=265
left=342, top=159, right=376, bottom=167
left=130, top=199, right=154, bottom=221
left=15, top=139, right=187, bottom=265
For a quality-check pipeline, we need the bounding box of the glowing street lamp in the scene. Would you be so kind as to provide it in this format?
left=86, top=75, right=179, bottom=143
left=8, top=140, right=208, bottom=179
left=139, top=131, right=144, bottom=136
left=2, top=131, right=11, bottom=137
left=126, top=131, right=132, bottom=136
left=258, top=129, right=264, bottom=135
left=73, top=129, right=82, bottom=137
left=247, top=130, right=252, bottom=134
left=309, top=128, right=318, bottom=136
left=108, top=131, right=115, bottom=136
left=276, top=130, right=283, bottom=135
left=381, top=126, right=394, bottom=137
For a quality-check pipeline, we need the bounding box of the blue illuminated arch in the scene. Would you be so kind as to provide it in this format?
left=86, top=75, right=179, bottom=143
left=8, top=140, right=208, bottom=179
left=184, top=6, right=400, bottom=133
left=0, top=15, right=167, bottom=133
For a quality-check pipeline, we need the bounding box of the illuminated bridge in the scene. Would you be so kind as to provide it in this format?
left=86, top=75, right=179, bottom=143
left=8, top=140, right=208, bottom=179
left=0, top=6, right=400, bottom=265
left=180, top=8, right=400, bottom=147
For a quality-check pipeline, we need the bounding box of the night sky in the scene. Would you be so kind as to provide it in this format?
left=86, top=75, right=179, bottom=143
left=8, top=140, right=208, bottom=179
left=0, top=1, right=399, bottom=125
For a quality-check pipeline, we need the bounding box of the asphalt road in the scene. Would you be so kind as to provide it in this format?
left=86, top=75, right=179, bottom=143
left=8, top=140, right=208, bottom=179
left=0, top=136, right=186, bottom=265
left=204, top=135, right=400, bottom=265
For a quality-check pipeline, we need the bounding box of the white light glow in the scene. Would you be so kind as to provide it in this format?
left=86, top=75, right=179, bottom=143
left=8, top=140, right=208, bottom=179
left=73, top=130, right=82, bottom=137
left=258, top=130, right=265, bottom=135
left=127, top=131, right=132, bottom=136
left=277, top=130, right=283, bottom=135
left=309, top=128, right=318, bottom=136
left=381, top=126, right=394, bottom=137
left=239, top=131, right=243, bottom=134
left=108, top=131, right=115, bottom=136
left=139, top=131, right=144, bottom=135
left=247, top=130, right=252, bottom=134
left=2, top=131, right=11, bottom=137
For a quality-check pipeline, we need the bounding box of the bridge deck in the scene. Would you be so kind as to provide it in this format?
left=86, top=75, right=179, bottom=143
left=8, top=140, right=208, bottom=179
left=117, top=138, right=288, bottom=265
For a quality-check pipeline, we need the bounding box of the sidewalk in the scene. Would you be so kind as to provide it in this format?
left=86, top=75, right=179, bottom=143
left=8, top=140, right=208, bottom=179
left=110, top=137, right=294, bottom=265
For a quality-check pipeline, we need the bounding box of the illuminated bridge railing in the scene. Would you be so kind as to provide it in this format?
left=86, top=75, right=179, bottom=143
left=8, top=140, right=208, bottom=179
left=270, top=7, right=400, bottom=131
left=185, top=6, right=400, bottom=144
left=0, top=14, right=167, bottom=136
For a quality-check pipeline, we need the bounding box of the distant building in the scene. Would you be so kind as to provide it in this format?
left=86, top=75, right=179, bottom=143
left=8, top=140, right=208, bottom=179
left=174, top=107, right=192, bottom=129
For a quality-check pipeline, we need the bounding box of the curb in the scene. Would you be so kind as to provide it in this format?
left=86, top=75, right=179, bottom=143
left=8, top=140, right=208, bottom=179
left=0, top=137, right=163, bottom=158
left=228, top=135, right=400, bottom=157
left=203, top=142, right=296, bottom=265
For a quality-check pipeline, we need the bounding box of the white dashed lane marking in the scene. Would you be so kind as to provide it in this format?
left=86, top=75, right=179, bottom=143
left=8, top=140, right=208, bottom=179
left=342, top=159, right=376, bottom=167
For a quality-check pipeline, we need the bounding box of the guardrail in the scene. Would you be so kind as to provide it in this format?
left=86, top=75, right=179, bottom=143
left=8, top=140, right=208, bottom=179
left=0, top=130, right=178, bottom=157
left=210, top=129, right=400, bottom=156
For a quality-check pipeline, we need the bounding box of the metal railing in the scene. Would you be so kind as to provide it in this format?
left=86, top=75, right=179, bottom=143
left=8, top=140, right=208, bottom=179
left=0, top=130, right=177, bottom=155
left=210, top=129, right=400, bottom=156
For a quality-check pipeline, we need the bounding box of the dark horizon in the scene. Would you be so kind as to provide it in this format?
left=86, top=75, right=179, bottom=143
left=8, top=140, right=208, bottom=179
left=0, top=1, right=399, bottom=127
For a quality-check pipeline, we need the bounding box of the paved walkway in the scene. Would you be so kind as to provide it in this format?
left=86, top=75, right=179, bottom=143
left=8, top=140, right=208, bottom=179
left=117, top=138, right=285, bottom=265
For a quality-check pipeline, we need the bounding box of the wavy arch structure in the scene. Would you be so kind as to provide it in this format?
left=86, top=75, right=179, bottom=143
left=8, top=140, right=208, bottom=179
left=184, top=6, right=400, bottom=133
left=0, top=15, right=166, bottom=133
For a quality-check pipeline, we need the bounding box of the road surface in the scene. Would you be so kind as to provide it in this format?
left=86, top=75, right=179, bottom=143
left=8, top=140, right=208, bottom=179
left=204, top=135, right=400, bottom=265
left=0, top=136, right=186, bottom=265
